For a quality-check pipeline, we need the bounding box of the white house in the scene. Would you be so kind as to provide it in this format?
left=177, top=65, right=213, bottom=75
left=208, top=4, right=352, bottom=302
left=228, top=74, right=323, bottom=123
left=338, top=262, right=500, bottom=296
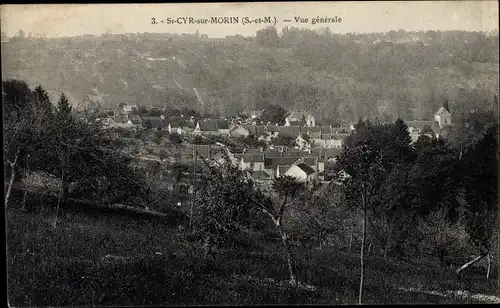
left=285, top=162, right=316, bottom=183
left=122, top=104, right=138, bottom=114
left=285, top=111, right=316, bottom=127
left=434, top=105, right=452, bottom=128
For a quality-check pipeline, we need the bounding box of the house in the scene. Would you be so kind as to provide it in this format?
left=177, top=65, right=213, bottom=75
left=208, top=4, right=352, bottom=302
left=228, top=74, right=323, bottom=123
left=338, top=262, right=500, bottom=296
left=194, top=120, right=219, bottom=134
left=240, top=153, right=265, bottom=172
left=313, top=133, right=344, bottom=148
left=122, top=104, right=138, bottom=114
left=434, top=102, right=452, bottom=128
left=84, top=93, right=110, bottom=106
left=264, top=149, right=282, bottom=158
left=295, top=134, right=312, bottom=150
left=264, top=157, right=301, bottom=179
left=229, top=125, right=250, bottom=138
left=114, top=111, right=129, bottom=123
left=142, top=116, right=167, bottom=130
left=244, top=148, right=264, bottom=154
left=249, top=109, right=264, bottom=119
left=211, top=148, right=238, bottom=166
left=285, top=111, right=315, bottom=127
left=168, top=116, right=186, bottom=134
left=216, top=119, right=230, bottom=134
left=304, top=126, right=332, bottom=138
left=278, top=125, right=302, bottom=138
left=243, top=124, right=257, bottom=136
left=283, top=150, right=310, bottom=158
left=250, top=170, right=272, bottom=182
left=324, top=148, right=343, bottom=163
left=285, top=162, right=316, bottom=183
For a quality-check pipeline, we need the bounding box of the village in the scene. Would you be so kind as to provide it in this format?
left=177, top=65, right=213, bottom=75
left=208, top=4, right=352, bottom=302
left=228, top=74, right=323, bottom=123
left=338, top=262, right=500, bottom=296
left=92, top=101, right=454, bottom=197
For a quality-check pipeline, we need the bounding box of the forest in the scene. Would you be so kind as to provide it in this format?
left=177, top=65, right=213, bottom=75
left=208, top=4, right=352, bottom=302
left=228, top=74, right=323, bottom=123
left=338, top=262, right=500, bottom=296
left=2, top=27, right=498, bottom=125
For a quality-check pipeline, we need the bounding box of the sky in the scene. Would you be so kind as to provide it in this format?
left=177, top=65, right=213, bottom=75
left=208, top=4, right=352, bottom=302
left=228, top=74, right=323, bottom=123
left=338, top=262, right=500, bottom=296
left=1, top=1, right=499, bottom=38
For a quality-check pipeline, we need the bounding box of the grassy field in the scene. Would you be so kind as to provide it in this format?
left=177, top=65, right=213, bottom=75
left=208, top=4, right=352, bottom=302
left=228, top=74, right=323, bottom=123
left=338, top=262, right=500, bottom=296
left=6, top=192, right=499, bottom=305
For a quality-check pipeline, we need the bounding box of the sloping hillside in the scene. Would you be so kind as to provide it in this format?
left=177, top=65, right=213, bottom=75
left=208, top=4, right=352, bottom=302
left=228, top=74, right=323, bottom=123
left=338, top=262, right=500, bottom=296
left=2, top=29, right=498, bottom=123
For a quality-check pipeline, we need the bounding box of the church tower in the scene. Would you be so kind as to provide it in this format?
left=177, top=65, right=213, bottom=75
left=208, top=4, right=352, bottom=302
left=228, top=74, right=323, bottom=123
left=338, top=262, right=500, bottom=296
left=434, top=100, right=451, bottom=128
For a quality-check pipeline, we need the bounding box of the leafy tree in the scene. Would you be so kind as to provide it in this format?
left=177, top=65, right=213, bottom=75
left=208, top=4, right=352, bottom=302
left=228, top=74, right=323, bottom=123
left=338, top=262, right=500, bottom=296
left=261, top=104, right=288, bottom=125
left=256, top=26, right=281, bottom=48
left=191, top=154, right=257, bottom=256
left=3, top=81, right=56, bottom=208
left=168, top=132, right=183, bottom=146
left=144, top=119, right=152, bottom=130
left=457, top=125, right=498, bottom=273
left=158, top=149, right=167, bottom=161
left=192, top=135, right=206, bottom=145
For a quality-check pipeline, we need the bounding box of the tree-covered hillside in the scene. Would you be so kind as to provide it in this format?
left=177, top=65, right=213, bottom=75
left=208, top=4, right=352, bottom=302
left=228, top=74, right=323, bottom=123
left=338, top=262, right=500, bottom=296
left=1, top=27, right=498, bottom=124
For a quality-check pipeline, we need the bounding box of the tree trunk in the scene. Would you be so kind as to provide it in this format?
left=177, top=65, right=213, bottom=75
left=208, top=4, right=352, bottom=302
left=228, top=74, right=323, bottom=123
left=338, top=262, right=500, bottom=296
left=53, top=169, right=65, bottom=228
left=203, top=235, right=211, bottom=258
left=486, top=253, right=491, bottom=279
left=21, top=183, right=28, bottom=211
left=498, top=227, right=500, bottom=296
left=359, top=208, right=367, bottom=305
left=5, top=151, right=20, bottom=209
left=384, top=218, right=394, bottom=261
left=279, top=227, right=297, bottom=286
left=456, top=253, right=489, bottom=274
left=349, top=232, right=353, bottom=253
left=21, top=155, right=30, bottom=212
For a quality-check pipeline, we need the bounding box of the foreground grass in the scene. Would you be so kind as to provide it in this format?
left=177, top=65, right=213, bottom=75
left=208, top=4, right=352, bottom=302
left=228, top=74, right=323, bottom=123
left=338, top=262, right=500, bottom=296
left=6, top=202, right=498, bottom=306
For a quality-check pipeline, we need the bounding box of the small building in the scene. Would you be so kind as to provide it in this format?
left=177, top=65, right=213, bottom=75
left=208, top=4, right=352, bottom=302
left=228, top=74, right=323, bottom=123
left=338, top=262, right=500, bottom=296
left=249, top=109, right=264, bottom=119
left=229, top=125, right=250, bottom=138
left=285, top=163, right=316, bottom=183
left=240, top=153, right=265, bottom=172
left=434, top=103, right=452, bottom=128
left=243, top=124, right=257, bottom=136
left=405, top=120, right=441, bottom=142
left=278, top=125, right=302, bottom=138
left=168, top=116, right=186, bottom=134
left=194, top=120, right=219, bottom=134
left=142, top=116, right=167, bottom=130
left=215, top=119, right=230, bottom=134
left=211, top=148, right=238, bottom=166
left=285, top=111, right=316, bottom=127
left=122, top=104, right=138, bottom=114
left=324, top=148, right=343, bottom=163
left=295, top=134, right=312, bottom=150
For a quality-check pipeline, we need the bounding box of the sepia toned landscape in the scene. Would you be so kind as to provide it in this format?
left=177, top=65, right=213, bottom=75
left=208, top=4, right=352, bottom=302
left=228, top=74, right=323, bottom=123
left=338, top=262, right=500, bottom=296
left=3, top=2, right=500, bottom=305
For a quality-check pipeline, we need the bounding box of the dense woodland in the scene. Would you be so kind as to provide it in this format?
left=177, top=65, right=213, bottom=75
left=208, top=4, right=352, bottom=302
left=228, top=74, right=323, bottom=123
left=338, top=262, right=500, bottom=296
left=2, top=28, right=499, bottom=124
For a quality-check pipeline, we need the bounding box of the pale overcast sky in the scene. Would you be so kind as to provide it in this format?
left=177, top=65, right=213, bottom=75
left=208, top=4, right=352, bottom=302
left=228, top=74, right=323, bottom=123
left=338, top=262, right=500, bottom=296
left=1, top=1, right=498, bottom=38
